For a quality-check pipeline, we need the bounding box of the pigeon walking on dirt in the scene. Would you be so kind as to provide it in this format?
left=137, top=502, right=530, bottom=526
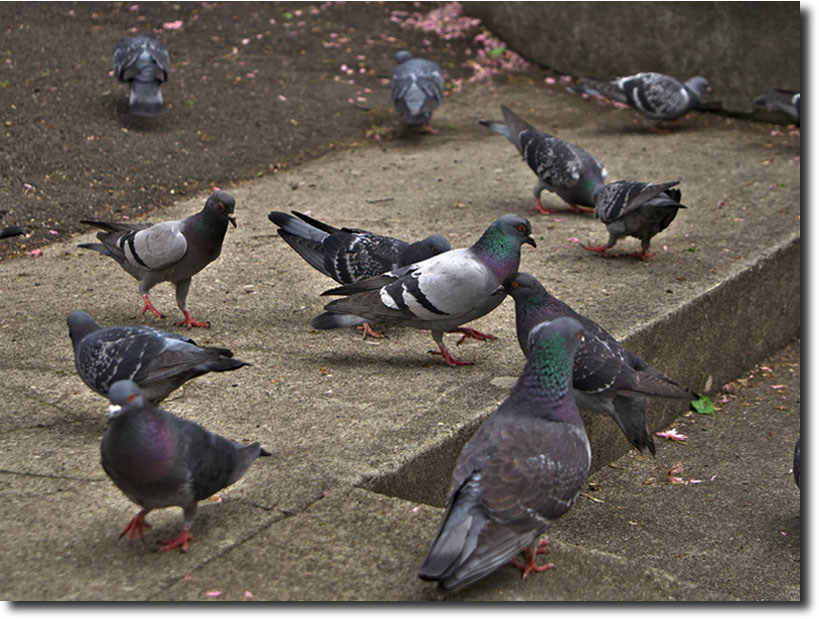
left=568, top=72, right=710, bottom=129
left=754, top=89, right=800, bottom=122
left=101, top=380, right=270, bottom=552
left=391, top=50, right=445, bottom=134
left=68, top=311, right=250, bottom=405
left=418, top=317, right=590, bottom=592
left=112, top=34, right=170, bottom=117
left=499, top=272, right=698, bottom=454
left=0, top=211, right=25, bottom=239
left=478, top=104, right=607, bottom=215
left=311, top=214, right=536, bottom=367
left=583, top=180, right=686, bottom=259
left=78, top=191, right=236, bottom=328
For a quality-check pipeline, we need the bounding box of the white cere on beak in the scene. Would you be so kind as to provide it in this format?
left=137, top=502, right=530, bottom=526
left=108, top=404, right=123, bottom=420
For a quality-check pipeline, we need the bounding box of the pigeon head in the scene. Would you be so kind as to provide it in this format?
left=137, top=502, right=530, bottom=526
left=478, top=214, right=536, bottom=251
left=401, top=234, right=451, bottom=266
left=395, top=50, right=414, bottom=65
left=107, top=380, right=146, bottom=419
left=67, top=311, right=101, bottom=348
left=498, top=272, right=545, bottom=307
left=686, top=76, right=711, bottom=96
left=204, top=191, right=237, bottom=228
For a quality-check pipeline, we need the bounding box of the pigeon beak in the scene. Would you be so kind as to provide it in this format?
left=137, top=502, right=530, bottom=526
left=526, top=234, right=537, bottom=248
left=227, top=213, right=237, bottom=228
left=491, top=284, right=508, bottom=297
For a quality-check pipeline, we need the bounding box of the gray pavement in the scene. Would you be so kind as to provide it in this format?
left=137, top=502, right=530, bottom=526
left=0, top=78, right=800, bottom=601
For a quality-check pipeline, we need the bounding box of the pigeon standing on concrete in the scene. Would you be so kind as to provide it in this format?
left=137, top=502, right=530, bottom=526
left=418, top=317, right=591, bottom=592
left=584, top=180, right=686, bottom=259
left=500, top=272, right=698, bottom=454
left=101, top=380, right=271, bottom=552
left=754, top=89, right=800, bottom=122
left=391, top=50, right=445, bottom=134
left=112, top=34, right=170, bottom=117
left=478, top=104, right=607, bottom=215
left=568, top=72, right=710, bottom=128
left=0, top=210, right=25, bottom=239
left=68, top=311, right=250, bottom=405
left=312, top=214, right=536, bottom=367
left=78, top=191, right=236, bottom=328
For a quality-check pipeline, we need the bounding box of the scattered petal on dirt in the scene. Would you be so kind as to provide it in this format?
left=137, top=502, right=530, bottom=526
left=656, top=428, right=688, bottom=442
left=205, top=590, right=222, bottom=598
left=163, top=20, right=183, bottom=30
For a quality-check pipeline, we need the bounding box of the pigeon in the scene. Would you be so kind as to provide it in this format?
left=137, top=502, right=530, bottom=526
left=0, top=210, right=25, bottom=239
left=499, top=272, right=698, bottom=454
left=793, top=436, right=800, bottom=489
left=568, top=72, right=711, bottom=129
left=418, top=316, right=591, bottom=592
left=78, top=191, right=236, bottom=328
left=583, top=180, right=686, bottom=259
left=112, top=34, right=170, bottom=117
left=311, top=214, right=536, bottom=367
left=478, top=105, right=607, bottom=215
left=67, top=311, right=250, bottom=405
left=391, top=50, right=445, bottom=134
left=754, top=89, right=800, bottom=122
left=101, top=380, right=270, bottom=552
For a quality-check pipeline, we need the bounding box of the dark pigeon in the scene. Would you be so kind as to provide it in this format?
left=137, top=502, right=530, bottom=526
left=478, top=104, right=607, bottom=215
left=311, top=214, right=536, bottom=367
left=67, top=311, right=249, bottom=405
left=568, top=72, right=710, bottom=128
left=754, top=89, right=800, bottom=123
left=112, top=34, right=170, bottom=117
left=793, top=436, right=800, bottom=489
left=418, top=316, right=591, bottom=592
left=500, top=272, right=698, bottom=454
left=78, top=191, right=236, bottom=328
left=101, top=380, right=270, bottom=552
left=584, top=180, right=686, bottom=259
left=391, top=50, right=445, bottom=133
left=0, top=210, right=25, bottom=240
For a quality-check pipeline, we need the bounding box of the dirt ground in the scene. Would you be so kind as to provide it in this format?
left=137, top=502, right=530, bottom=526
left=1, top=1, right=533, bottom=258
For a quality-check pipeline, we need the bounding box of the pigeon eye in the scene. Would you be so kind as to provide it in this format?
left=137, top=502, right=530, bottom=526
left=517, top=225, right=525, bottom=232
left=511, top=281, right=519, bottom=289
left=128, top=393, right=136, bottom=402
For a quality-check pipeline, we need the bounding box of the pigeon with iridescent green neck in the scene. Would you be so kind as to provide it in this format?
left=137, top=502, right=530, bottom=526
left=101, top=380, right=270, bottom=553
left=418, top=316, right=590, bottom=592
left=478, top=104, right=607, bottom=215
left=312, top=214, right=536, bottom=367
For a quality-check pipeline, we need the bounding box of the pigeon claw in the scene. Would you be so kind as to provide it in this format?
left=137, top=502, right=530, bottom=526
left=176, top=310, right=211, bottom=329
left=358, top=322, right=387, bottom=339
left=511, top=539, right=554, bottom=579
left=141, top=295, right=165, bottom=319
left=429, top=341, right=473, bottom=367
left=120, top=509, right=151, bottom=541
left=417, top=122, right=438, bottom=134
left=581, top=243, right=609, bottom=256
left=632, top=249, right=654, bottom=260
left=532, top=200, right=562, bottom=215
left=568, top=203, right=595, bottom=214
left=158, top=526, right=193, bottom=553
left=450, top=327, right=497, bottom=345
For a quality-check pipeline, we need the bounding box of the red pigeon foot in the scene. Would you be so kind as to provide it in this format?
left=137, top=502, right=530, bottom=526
left=141, top=295, right=165, bottom=319
left=159, top=526, right=193, bottom=553
left=120, top=509, right=151, bottom=541
left=429, top=341, right=472, bottom=367
left=176, top=309, right=210, bottom=329
left=511, top=539, right=554, bottom=579
left=450, top=327, right=497, bottom=345
left=581, top=243, right=609, bottom=256
left=358, top=322, right=386, bottom=339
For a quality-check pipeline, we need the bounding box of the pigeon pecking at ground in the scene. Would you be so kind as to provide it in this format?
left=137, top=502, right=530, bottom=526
left=101, top=379, right=271, bottom=552
left=583, top=179, right=686, bottom=260
left=268, top=210, right=451, bottom=338
left=499, top=272, right=698, bottom=455
left=754, top=89, right=800, bottom=123
left=0, top=210, right=26, bottom=240
left=418, top=316, right=591, bottom=593
left=391, top=50, right=445, bottom=134
left=78, top=191, right=236, bottom=328
left=478, top=104, right=607, bottom=215
left=112, top=33, right=170, bottom=117
left=568, top=72, right=711, bottom=129
left=67, top=311, right=250, bottom=405
left=311, top=214, right=536, bottom=367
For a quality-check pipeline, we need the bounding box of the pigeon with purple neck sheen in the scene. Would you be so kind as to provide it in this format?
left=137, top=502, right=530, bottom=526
left=568, top=72, right=711, bottom=128
left=584, top=180, right=686, bottom=260
left=101, top=380, right=271, bottom=552
left=112, top=34, right=170, bottom=117
left=391, top=50, right=445, bottom=134
left=478, top=104, right=607, bottom=215
left=754, top=89, right=800, bottom=123
left=500, top=272, right=698, bottom=454
left=311, top=214, right=536, bottom=367
left=418, top=316, right=590, bottom=592
left=68, top=311, right=249, bottom=405
left=78, top=191, right=236, bottom=328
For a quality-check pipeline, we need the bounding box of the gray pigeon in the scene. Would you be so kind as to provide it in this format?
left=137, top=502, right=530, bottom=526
left=793, top=436, right=800, bottom=489
left=78, top=191, right=236, bottom=328
left=391, top=50, right=445, bottom=133
left=500, top=272, right=698, bottom=454
left=67, top=311, right=249, bottom=405
left=418, top=316, right=590, bottom=592
left=584, top=180, right=686, bottom=259
left=312, top=214, right=536, bottom=367
left=478, top=105, right=607, bottom=214
left=101, top=380, right=270, bottom=552
left=0, top=210, right=25, bottom=239
left=754, top=89, right=800, bottom=122
left=568, top=72, right=711, bottom=128
left=112, top=34, right=170, bottom=117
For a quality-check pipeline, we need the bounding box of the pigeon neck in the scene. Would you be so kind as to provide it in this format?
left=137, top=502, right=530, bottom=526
left=195, top=208, right=230, bottom=244
left=512, top=334, right=580, bottom=423
left=473, top=228, right=521, bottom=279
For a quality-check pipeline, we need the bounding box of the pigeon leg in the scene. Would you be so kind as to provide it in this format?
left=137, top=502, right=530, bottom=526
left=120, top=508, right=151, bottom=540
left=357, top=322, right=386, bottom=339
left=450, top=327, right=497, bottom=345
left=428, top=333, right=472, bottom=367
left=141, top=295, right=165, bottom=319
left=581, top=243, right=609, bottom=256
left=417, top=122, right=438, bottom=134
left=176, top=309, right=211, bottom=329
left=568, top=203, right=595, bottom=214
left=510, top=539, right=554, bottom=578
left=531, top=199, right=563, bottom=215
left=158, top=524, right=193, bottom=553
left=631, top=249, right=654, bottom=260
